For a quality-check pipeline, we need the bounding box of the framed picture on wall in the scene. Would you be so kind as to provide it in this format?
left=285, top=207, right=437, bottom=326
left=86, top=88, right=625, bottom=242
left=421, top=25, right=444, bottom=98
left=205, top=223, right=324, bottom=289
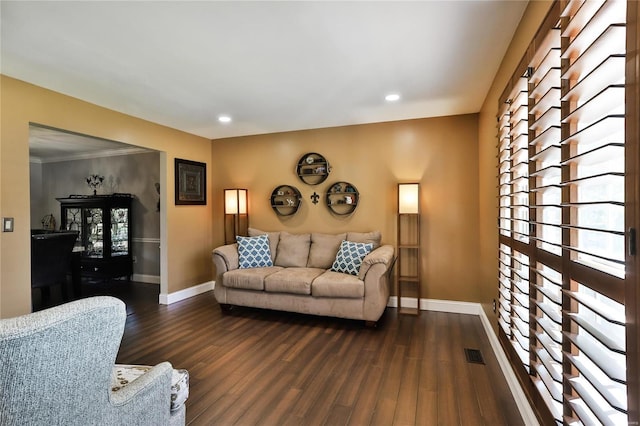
left=175, top=158, right=206, bottom=205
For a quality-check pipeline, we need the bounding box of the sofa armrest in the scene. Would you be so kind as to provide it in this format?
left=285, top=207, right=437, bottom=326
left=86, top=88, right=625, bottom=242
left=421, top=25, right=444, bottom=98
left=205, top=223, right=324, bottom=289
left=212, top=244, right=239, bottom=305
left=212, top=243, right=239, bottom=274
left=358, top=244, right=394, bottom=280
left=360, top=245, right=395, bottom=322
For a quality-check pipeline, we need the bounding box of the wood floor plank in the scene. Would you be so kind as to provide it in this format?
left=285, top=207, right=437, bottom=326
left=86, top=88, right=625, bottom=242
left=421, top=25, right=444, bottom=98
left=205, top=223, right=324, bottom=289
left=432, top=312, right=461, bottom=425
left=393, top=356, right=419, bottom=425
left=437, top=359, right=461, bottom=425
left=334, top=347, right=375, bottom=407
left=106, top=282, right=525, bottom=426
left=468, top=315, right=523, bottom=425
left=259, top=387, right=303, bottom=426
left=370, top=344, right=405, bottom=425
left=233, top=372, right=297, bottom=426
left=416, top=310, right=438, bottom=426
left=322, top=403, right=352, bottom=426
left=346, top=365, right=385, bottom=426
left=216, top=345, right=294, bottom=424
left=450, top=315, right=484, bottom=426
left=188, top=324, right=297, bottom=421
left=291, top=353, right=340, bottom=421
left=394, top=315, right=425, bottom=425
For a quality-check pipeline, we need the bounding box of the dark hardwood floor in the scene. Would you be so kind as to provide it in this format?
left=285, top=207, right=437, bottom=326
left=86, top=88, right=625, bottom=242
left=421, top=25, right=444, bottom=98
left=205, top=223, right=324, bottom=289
left=31, top=276, right=160, bottom=314
left=111, top=286, right=524, bottom=426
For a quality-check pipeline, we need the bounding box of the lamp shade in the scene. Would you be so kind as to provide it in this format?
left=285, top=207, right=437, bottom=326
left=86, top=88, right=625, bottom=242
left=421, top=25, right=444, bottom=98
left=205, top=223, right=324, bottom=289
left=225, top=189, right=247, bottom=214
left=398, top=183, right=419, bottom=214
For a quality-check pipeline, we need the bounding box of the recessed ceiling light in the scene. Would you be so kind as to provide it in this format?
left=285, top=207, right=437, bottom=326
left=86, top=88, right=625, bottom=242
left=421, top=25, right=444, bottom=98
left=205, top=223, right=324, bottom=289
left=218, top=115, right=232, bottom=123
left=385, top=93, right=400, bottom=102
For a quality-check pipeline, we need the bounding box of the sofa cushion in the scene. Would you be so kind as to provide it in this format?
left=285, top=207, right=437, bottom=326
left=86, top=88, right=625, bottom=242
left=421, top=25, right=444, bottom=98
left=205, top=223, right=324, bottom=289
left=224, top=266, right=283, bottom=291
left=248, top=228, right=280, bottom=262
left=331, top=240, right=374, bottom=276
left=307, top=232, right=346, bottom=269
left=275, top=232, right=311, bottom=267
left=311, top=271, right=365, bottom=298
left=347, top=231, right=381, bottom=249
left=112, top=365, right=189, bottom=411
left=264, top=267, right=325, bottom=295
left=237, top=235, right=273, bottom=268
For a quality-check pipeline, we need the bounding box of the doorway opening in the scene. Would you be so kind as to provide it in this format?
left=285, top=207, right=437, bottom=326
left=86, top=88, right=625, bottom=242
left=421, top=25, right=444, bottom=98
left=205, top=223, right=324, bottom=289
left=28, top=123, right=165, bottom=312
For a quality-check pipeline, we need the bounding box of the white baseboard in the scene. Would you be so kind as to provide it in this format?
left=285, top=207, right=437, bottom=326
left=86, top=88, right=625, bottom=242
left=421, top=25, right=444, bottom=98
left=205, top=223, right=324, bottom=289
left=159, top=280, right=214, bottom=305
left=132, top=273, right=160, bottom=284
left=387, top=296, right=539, bottom=426
left=478, top=308, right=539, bottom=425
left=387, top=296, right=481, bottom=315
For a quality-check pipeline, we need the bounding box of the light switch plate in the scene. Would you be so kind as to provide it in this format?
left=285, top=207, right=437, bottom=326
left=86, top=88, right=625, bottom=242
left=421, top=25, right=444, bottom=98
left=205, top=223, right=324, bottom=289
left=3, top=217, right=14, bottom=232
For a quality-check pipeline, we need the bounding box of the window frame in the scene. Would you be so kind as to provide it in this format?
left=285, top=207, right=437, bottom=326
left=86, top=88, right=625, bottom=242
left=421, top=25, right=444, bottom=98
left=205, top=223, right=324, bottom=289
left=496, top=1, right=639, bottom=424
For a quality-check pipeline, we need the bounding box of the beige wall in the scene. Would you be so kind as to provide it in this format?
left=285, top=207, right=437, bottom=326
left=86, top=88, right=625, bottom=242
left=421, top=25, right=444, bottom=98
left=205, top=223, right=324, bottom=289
left=0, top=76, right=213, bottom=318
left=477, top=1, right=554, bottom=303
left=212, top=114, right=482, bottom=302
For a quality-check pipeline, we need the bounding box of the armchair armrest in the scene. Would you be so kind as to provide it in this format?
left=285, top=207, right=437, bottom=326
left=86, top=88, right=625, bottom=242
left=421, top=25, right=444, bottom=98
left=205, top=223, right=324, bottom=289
left=110, top=362, right=173, bottom=407
left=108, top=361, right=174, bottom=425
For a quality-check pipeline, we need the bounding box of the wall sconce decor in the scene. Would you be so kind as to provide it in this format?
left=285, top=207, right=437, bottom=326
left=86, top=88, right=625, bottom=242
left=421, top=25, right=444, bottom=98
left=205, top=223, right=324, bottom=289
left=397, top=183, right=421, bottom=315
left=224, top=189, right=248, bottom=244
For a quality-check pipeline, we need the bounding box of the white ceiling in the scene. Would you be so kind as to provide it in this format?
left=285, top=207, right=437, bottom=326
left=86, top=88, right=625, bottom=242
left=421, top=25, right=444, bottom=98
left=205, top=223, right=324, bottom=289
left=2, top=0, right=527, bottom=149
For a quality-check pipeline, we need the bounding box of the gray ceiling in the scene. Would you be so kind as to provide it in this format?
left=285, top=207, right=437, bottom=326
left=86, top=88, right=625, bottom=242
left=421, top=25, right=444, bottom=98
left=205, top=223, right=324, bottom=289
left=2, top=1, right=528, bottom=158
left=28, top=125, right=155, bottom=163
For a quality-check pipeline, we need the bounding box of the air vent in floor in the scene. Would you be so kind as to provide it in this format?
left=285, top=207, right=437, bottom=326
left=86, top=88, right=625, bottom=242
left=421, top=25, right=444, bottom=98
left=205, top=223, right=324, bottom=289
left=464, top=348, right=485, bottom=364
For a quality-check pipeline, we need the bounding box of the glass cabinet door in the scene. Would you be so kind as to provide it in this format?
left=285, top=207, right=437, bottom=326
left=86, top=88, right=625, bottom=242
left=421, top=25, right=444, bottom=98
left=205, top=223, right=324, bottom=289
left=85, top=208, right=104, bottom=258
left=64, top=207, right=83, bottom=247
left=111, top=207, right=129, bottom=256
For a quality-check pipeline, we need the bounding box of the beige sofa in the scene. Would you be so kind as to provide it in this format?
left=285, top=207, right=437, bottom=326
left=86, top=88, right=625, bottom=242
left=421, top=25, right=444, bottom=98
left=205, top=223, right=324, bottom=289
left=212, top=229, right=395, bottom=325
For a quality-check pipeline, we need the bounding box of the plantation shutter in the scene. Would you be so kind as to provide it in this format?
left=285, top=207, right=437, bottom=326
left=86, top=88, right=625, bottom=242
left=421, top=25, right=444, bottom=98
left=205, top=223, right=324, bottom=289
left=529, top=22, right=563, bottom=422
left=498, top=244, right=512, bottom=335
left=497, top=74, right=530, bottom=366
left=498, top=95, right=512, bottom=239
left=510, top=77, right=530, bottom=245
left=496, top=1, right=633, bottom=424
left=561, top=0, right=626, bottom=278
left=560, top=0, right=627, bottom=424
left=530, top=25, right=563, bottom=257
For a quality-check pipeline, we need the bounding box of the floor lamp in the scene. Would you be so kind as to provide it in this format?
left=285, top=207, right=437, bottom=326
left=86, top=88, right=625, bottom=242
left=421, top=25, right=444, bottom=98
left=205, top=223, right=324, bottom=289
left=397, top=183, right=421, bottom=315
left=224, top=189, right=248, bottom=244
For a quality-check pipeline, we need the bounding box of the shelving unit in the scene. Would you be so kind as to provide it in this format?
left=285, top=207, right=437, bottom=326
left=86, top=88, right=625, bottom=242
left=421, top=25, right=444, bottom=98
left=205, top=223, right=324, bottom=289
left=326, top=181, right=359, bottom=215
left=296, top=152, right=330, bottom=185
left=397, top=183, right=421, bottom=315
left=270, top=185, right=302, bottom=216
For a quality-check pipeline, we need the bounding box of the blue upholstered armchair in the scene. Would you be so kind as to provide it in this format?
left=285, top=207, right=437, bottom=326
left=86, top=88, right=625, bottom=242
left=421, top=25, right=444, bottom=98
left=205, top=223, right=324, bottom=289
left=0, top=296, right=187, bottom=426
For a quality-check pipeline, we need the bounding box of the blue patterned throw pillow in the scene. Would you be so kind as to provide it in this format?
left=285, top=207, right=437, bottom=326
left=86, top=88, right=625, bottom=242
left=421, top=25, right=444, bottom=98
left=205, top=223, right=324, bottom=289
left=331, top=240, right=373, bottom=276
left=237, top=235, right=273, bottom=269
